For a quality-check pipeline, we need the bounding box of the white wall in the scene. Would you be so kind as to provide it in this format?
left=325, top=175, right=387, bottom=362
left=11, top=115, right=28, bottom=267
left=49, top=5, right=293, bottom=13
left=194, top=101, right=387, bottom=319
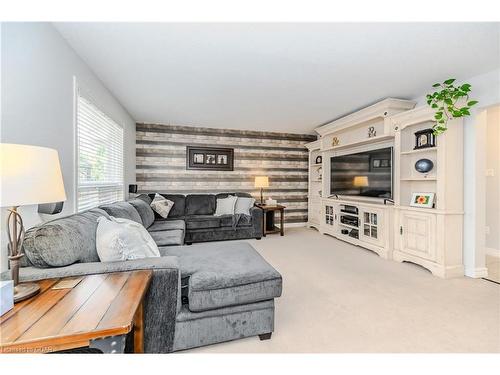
left=0, top=23, right=136, bottom=272
left=485, top=106, right=500, bottom=252
left=412, top=68, right=500, bottom=277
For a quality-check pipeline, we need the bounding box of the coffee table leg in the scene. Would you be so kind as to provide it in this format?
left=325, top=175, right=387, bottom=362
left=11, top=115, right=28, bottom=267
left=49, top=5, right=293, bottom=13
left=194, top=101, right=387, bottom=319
left=89, top=334, right=126, bottom=354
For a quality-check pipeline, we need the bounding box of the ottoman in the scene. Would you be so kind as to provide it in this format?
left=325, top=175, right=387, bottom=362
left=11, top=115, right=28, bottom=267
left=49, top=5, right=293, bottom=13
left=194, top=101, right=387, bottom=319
left=160, top=242, right=282, bottom=351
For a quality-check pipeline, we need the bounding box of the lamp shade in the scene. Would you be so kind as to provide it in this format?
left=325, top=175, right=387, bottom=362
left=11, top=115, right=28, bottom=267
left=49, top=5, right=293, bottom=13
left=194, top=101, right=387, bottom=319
left=254, top=176, right=269, bottom=188
left=0, top=143, right=66, bottom=207
left=353, top=176, right=369, bottom=188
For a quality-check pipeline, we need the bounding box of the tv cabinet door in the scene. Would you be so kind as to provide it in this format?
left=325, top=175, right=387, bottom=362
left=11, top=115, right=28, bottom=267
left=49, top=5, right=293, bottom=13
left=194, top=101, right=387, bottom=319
left=398, top=211, right=437, bottom=261
left=359, top=208, right=384, bottom=246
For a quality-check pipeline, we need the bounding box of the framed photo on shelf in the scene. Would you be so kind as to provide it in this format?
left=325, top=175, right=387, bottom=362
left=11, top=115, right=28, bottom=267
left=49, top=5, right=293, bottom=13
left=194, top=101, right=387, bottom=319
left=410, top=192, right=435, bottom=208
left=186, top=146, right=234, bottom=171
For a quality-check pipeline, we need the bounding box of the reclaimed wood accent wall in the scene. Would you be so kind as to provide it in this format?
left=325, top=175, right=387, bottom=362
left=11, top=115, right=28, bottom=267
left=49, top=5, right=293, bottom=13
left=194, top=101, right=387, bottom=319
left=136, top=123, right=317, bottom=224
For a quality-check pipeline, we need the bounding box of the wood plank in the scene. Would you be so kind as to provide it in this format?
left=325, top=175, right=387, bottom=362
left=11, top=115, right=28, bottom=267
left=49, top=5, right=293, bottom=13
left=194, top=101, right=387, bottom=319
left=59, top=272, right=130, bottom=334
left=0, top=287, right=71, bottom=344
left=96, top=271, right=152, bottom=332
left=17, top=274, right=108, bottom=341
left=0, top=279, right=59, bottom=324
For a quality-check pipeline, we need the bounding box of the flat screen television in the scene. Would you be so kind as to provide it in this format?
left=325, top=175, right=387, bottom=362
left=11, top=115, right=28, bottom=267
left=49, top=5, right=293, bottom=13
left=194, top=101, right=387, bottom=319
left=330, top=147, right=393, bottom=198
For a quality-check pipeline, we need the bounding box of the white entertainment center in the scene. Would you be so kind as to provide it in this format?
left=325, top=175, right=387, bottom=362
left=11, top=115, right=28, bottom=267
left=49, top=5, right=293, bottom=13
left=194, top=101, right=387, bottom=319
left=306, top=98, right=464, bottom=278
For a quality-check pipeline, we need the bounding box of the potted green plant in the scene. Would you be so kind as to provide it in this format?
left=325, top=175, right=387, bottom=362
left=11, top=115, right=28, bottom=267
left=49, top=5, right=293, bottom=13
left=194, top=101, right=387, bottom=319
left=426, top=78, right=478, bottom=135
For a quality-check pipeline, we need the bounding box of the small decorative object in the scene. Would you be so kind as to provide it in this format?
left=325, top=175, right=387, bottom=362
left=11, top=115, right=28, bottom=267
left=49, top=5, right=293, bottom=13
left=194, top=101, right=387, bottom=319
left=414, top=128, right=436, bottom=150
left=265, top=198, right=277, bottom=206
left=415, top=158, right=434, bottom=173
left=410, top=192, right=435, bottom=208
left=331, top=137, right=340, bottom=147
left=368, top=126, right=377, bottom=138
left=0, top=144, right=67, bottom=302
left=0, top=280, right=14, bottom=316
left=186, top=146, right=234, bottom=171
left=315, top=155, right=322, bottom=164
left=426, top=78, right=478, bottom=135
left=254, top=176, right=269, bottom=204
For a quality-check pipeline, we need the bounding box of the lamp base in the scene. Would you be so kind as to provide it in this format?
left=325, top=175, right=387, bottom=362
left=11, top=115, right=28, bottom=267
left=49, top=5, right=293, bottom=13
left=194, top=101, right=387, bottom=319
left=14, top=282, right=40, bottom=303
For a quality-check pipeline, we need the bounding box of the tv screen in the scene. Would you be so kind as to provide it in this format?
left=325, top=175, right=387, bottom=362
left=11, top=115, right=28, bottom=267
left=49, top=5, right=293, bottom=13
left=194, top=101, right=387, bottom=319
left=330, top=147, right=393, bottom=198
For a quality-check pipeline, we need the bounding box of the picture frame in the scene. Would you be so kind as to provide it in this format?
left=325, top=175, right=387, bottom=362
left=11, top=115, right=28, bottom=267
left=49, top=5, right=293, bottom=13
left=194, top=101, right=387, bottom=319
left=414, top=128, right=436, bottom=150
left=186, top=146, right=234, bottom=171
left=410, top=192, right=435, bottom=208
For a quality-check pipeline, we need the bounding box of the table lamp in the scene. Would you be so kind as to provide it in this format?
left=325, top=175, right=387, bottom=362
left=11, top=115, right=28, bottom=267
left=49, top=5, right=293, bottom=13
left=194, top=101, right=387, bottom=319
left=1, top=144, right=66, bottom=302
left=353, top=175, right=369, bottom=194
left=254, top=176, right=269, bottom=204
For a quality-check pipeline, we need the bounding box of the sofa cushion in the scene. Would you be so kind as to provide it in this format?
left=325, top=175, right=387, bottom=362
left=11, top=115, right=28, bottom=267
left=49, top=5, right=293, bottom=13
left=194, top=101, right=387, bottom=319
left=99, top=201, right=142, bottom=224
left=148, top=219, right=185, bottom=232
left=23, top=208, right=109, bottom=268
left=219, top=214, right=252, bottom=228
left=128, top=198, right=155, bottom=228
left=149, top=229, right=185, bottom=246
left=148, top=194, right=186, bottom=218
left=185, top=215, right=221, bottom=230
left=185, top=194, right=216, bottom=216
left=161, top=242, right=282, bottom=312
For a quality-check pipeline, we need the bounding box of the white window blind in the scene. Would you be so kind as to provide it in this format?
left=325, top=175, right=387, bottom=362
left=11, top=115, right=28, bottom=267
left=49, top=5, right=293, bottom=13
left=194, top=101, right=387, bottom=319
left=76, top=94, right=124, bottom=212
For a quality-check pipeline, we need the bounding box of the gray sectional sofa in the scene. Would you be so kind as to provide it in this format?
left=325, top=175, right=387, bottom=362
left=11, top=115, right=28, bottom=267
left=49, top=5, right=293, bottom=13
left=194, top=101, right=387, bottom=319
left=2, top=194, right=281, bottom=353
left=143, top=192, right=264, bottom=244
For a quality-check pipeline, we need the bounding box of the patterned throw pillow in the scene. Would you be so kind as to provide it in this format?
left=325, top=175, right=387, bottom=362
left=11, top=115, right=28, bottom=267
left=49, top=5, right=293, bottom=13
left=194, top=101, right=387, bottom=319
left=96, top=216, right=160, bottom=262
left=150, top=193, right=175, bottom=218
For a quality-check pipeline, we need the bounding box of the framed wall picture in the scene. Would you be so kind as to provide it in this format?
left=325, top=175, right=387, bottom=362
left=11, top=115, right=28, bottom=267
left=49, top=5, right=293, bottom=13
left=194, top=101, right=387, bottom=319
left=410, top=192, right=435, bottom=208
left=186, top=146, right=234, bottom=171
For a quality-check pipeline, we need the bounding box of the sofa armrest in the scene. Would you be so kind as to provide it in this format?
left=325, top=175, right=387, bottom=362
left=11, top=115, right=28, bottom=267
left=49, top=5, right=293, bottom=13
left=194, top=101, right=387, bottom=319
left=10, top=256, right=180, bottom=282
left=250, top=206, right=264, bottom=238
left=2, top=256, right=180, bottom=353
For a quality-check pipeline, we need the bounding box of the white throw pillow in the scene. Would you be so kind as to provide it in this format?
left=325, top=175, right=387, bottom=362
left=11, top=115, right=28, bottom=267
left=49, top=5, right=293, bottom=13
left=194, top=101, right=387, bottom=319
left=234, top=197, right=256, bottom=215
left=214, top=196, right=238, bottom=216
left=96, top=216, right=160, bottom=262
left=150, top=193, right=174, bottom=218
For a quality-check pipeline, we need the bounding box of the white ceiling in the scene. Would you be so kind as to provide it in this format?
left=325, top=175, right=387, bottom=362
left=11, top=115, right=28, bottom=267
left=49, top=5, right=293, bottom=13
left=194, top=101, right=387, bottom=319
left=54, top=23, right=499, bottom=134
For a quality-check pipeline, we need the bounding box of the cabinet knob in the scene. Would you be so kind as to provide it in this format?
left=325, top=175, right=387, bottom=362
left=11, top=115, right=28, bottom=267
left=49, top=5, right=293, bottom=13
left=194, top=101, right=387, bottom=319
left=400, top=226, right=403, bottom=235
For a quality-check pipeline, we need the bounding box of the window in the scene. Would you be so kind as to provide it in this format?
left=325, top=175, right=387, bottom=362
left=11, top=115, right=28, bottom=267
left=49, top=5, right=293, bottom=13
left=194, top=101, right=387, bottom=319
left=76, top=93, right=124, bottom=212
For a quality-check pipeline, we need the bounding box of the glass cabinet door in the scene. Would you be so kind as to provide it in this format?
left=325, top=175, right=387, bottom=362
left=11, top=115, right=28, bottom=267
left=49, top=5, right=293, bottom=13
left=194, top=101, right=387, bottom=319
left=361, top=209, right=381, bottom=243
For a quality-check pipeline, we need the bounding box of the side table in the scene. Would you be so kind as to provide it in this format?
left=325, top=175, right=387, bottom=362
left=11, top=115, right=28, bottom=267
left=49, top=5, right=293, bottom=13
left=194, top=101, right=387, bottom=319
left=256, top=204, right=286, bottom=236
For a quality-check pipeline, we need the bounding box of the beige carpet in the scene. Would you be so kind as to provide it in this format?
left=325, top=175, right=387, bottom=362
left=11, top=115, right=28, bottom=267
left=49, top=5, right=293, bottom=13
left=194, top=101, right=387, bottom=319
left=486, top=255, right=500, bottom=284
left=187, top=227, right=500, bottom=353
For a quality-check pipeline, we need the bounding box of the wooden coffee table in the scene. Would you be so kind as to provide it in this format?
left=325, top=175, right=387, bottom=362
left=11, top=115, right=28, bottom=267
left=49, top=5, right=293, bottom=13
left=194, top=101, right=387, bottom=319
left=0, top=270, right=152, bottom=354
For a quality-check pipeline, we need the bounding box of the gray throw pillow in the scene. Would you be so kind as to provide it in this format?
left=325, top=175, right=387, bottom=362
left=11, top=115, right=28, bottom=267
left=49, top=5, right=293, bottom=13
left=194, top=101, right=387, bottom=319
left=214, top=196, right=238, bottom=216
left=234, top=197, right=256, bottom=215
left=128, top=198, right=155, bottom=228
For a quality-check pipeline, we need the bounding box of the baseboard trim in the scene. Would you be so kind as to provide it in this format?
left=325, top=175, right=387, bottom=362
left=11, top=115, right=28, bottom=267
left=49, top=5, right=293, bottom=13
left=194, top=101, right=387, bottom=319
left=285, top=222, right=307, bottom=228
left=465, top=267, right=489, bottom=278
left=485, top=247, right=500, bottom=257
